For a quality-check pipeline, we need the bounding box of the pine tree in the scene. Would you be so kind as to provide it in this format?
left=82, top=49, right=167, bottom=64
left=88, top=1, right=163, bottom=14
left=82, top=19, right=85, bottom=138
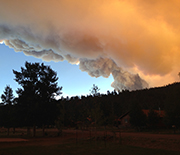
left=1, top=85, right=14, bottom=105
left=13, top=61, right=62, bottom=136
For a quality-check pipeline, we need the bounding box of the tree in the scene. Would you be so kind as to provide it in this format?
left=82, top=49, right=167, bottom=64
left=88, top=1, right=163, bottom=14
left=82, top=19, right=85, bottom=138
left=87, top=96, right=104, bottom=142
left=90, top=84, right=100, bottom=96
left=129, top=104, right=147, bottom=131
left=13, top=61, right=62, bottom=136
left=1, top=85, right=14, bottom=105
left=147, top=109, right=159, bottom=129
left=0, top=85, right=16, bottom=135
left=164, top=88, right=180, bottom=132
left=90, top=101, right=104, bottom=127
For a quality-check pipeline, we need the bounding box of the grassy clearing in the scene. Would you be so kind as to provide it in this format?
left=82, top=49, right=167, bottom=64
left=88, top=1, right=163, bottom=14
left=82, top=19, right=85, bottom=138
left=0, top=128, right=180, bottom=154
left=0, top=142, right=179, bottom=155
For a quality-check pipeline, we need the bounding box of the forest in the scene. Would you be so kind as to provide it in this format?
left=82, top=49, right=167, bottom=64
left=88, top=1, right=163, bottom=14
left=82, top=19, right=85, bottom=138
left=1, top=62, right=180, bottom=136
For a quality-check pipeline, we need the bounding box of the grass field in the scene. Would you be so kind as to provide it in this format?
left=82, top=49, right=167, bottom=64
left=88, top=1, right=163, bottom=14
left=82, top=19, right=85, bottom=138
left=0, top=128, right=180, bottom=155
left=0, top=142, right=179, bottom=155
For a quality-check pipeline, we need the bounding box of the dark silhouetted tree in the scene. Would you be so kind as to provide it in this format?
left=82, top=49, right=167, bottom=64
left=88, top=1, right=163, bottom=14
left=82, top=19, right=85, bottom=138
left=164, top=86, right=180, bottom=132
left=1, top=85, right=14, bottom=105
left=90, top=84, right=100, bottom=96
left=0, top=85, right=17, bottom=135
left=129, top=104, right=147, bottom=131
left=13, top=61, right=62, bottom=136
left=147, top=109, right=159, bottom=129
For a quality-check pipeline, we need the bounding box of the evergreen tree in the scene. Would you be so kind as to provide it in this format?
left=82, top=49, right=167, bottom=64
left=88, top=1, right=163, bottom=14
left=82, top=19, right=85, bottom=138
left=129, top=104, right=147, bottom=131
left=147, top=109, right=159, bottom=129
left=1, top=85, right=14, bottom=105
left=13, top=62, right=62, bottom=136
left=90, top=84, right=100, bottom=96
left=0, top=85, right=16, bottom=135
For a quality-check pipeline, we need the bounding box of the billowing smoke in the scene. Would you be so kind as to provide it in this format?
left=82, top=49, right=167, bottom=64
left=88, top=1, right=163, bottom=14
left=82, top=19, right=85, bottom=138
left=79, top=57, right=148, bottom=90
left=1, top=0, right=180, bottom=90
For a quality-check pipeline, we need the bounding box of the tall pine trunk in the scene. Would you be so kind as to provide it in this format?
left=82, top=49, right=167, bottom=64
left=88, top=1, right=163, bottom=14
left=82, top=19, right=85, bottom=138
left=33, top=125, right=36, bottom=137
left=27, top=127, right=30, bottom=136
left=13, top=127, right=15, bottom=134
left=7, top=128, right=9, bottom=136
left=42, top=125, right=45, bottom=136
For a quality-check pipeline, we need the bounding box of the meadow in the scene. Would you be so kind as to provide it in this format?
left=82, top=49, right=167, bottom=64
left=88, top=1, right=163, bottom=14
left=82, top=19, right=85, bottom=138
left=0, top=142, right=179, bottom=155
left=0, top=128, right=179, bottom=155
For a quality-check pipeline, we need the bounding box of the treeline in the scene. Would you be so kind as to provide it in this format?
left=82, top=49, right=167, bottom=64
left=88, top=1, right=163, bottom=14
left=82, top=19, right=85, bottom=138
left=1, top=61, right=180, bottom=136
left=60, top=82, right=180, bottom=130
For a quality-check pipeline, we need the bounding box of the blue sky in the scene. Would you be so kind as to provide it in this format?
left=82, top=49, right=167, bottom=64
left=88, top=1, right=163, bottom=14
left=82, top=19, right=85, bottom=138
left=0, top=43, right=114, bottom=100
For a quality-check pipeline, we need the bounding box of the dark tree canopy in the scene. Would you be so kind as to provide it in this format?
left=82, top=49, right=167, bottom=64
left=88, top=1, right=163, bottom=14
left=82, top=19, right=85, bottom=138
left=129, top=104, right=147, bottom=129
left=164, top=86, right=180, bottom=128
left=147, top=109, right=159, bottom=129
left=13, top=61, right=62, bottom=128
left=1, top=85, right=14, bottom=105
left=13, top=62, right=62, bottom=99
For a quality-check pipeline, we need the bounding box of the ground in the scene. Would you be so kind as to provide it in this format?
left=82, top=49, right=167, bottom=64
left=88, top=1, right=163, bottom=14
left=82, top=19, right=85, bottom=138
left=0, top=128, right=180, bottom=152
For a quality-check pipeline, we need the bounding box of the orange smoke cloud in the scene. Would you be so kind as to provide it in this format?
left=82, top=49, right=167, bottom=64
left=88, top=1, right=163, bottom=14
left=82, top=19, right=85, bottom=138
left=0, top=0, right=180, bottom=89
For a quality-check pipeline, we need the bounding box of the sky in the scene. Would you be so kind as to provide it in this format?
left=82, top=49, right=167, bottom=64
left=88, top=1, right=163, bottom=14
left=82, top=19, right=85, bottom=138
left=0, top=0, right=180, bottom=99
left=0, top=43, right=114, bottom=99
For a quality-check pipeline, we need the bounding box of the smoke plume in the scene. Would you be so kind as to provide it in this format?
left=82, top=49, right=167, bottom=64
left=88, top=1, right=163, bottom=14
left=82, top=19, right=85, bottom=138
left=1, top=0, right=180, bottom=90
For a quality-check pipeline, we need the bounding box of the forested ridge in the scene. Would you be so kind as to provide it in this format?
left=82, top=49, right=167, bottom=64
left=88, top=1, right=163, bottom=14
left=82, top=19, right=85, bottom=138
left=60, top=82, right=180, bottom=128
left=1, top=62, right=180, bottom=135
